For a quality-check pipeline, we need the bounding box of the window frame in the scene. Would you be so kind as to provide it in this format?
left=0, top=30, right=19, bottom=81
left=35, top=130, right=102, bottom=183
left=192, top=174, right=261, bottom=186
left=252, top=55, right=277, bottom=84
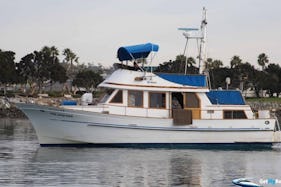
left=127, top=90, right=144, bottom=108
left=223, top=110, right=247, bottom=119
left=148, top=92, right=166, bottom=109
left=99, top=89, right=114, bottom=103
left=109, top=90, right=123, bottom=104
left=184, top=92, right=201, bottom=109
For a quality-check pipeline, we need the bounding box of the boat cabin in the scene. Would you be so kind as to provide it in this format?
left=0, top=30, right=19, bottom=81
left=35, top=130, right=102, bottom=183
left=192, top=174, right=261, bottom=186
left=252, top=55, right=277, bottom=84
left=96, top=43, right=254, bottom=124
left=63, top=43, right=255, bottom=125
left=98, top=69, right=253, bottom=124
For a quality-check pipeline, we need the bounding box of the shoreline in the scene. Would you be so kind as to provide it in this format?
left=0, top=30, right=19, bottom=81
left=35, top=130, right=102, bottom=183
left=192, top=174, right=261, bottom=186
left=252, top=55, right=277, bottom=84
left=0, top=105, right=27, bottom=119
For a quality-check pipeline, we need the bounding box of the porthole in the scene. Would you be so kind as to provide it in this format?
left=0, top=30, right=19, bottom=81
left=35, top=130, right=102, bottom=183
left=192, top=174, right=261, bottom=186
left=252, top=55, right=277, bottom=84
left=265, top=120, right=270, bottom=125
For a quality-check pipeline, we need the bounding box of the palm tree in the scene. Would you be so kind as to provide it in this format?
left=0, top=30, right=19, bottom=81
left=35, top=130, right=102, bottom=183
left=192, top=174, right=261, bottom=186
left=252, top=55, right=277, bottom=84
left=212, top=60, right=223, bottom=69
left=257, top=53, right=269, bottom=71
left=205, top=58, right=213, bottom=69
left=63, top=48, right=79, bottom=75
left=230, top=55, right=242, bottom=68
left=40, top=46, right=61, bottom=92
left=41, top=46, right=59, bottom=59
left=62, top=48, right=79, bottom=94
left=186, top=57, right=196, bottom=67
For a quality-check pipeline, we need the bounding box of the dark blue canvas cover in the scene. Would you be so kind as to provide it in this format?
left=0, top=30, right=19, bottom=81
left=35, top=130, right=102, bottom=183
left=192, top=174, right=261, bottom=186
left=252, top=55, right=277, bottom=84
left=117, top=43, right=159, bottom=61
left=157, top=73, right=207, bottom=87
left=206, top=90, right=245, bottom=105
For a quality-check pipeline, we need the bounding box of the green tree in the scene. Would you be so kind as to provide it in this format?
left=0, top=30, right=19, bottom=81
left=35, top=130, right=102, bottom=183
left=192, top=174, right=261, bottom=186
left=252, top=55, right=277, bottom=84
left=41, top=46, right=59, bottom=58
left=252, top=70, right=267, bottom=97
left=155, top=55, right=198, bottom=74
left=176, top=55, right=196, bottom=68
left=209, top=67, right=233, bottom=89
left=230, top=55, right=242, bottom=68
left=212, top=60, right=223, bottom=69
left=49, top=63, right=68, bottom=90
left=17, top=46, right=68, bottom=94
left=42, top=46, right=68, bottom=91
left=257, top=53, right=269, bottom=71
left=72, top=70, right=103, bottom=92
left=17, top=53, right=37, bottom=94
left=264, top=64, right=281, bottom=97
left=205, top=58, right=223, bottom=70
left=62, top=48, right=79, bottom=78
left=0, top=49, right=16, bottom=94
left=32, top=50, right=48, bottom=93
left=205, top=58, right=213, bottom=70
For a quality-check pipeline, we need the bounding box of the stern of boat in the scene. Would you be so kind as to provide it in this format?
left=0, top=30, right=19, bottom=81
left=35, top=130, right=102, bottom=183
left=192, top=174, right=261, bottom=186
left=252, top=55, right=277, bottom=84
left=273, top=117, right=281, bottom=146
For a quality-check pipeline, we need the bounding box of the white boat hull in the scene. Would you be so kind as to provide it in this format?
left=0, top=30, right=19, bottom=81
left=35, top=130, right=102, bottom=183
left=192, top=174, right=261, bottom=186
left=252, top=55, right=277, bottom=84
left=16, top=103, right=281, bottom=146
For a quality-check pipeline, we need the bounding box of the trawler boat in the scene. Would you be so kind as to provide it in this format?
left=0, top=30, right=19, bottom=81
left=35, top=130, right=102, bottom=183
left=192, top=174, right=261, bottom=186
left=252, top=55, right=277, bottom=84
left=16, top=9, right=281, bottom=147
left=15, top=42, right=281, bottom=147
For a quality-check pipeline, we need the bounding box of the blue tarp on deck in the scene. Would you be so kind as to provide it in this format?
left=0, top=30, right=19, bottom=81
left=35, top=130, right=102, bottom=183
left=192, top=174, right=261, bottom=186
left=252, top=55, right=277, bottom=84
left=117, top=43, right=159, bottom=61
left=206, top=90, right=245, bottom=105
left=157, top=73, right=207, bottom=87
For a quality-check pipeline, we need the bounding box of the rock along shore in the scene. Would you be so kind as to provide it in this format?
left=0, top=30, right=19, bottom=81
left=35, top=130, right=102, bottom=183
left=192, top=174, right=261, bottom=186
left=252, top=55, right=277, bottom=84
left=0, top=105, right=27, bottom=119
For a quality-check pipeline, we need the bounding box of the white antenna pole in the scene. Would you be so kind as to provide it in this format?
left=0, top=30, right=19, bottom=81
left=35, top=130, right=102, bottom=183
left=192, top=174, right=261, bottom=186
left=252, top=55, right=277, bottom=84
left=178, top=29, right=198, bottom=75
left=198, top=7, right=207, bottom=74
left=183, top=35, right=189, bottom=75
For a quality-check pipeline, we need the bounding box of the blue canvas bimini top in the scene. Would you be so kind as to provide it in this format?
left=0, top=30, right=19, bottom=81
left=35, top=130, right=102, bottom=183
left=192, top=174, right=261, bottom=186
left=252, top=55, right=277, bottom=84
left=157, top=73, right=207, bottom=87
left=117, top=43, right=159, bottom=61
left=206, top=90, right=245, bottom=105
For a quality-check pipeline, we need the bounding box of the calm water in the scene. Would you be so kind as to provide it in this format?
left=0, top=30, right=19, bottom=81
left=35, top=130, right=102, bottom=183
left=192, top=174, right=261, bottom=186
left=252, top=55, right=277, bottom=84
left=0, top=119, right=281, bottom=187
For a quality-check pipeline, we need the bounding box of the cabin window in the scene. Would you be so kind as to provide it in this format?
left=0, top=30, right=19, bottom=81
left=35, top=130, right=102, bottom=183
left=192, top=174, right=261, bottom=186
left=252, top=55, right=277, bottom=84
left=185, top=93, right=200, bottom=108
left=223, top=110, right=247, bottom=119
left=149, top=92, right=166, bottom=109
left=99, top=89, right=114, bottom=103
left=207, top=110, right=214, bottom=114
left=128, top=90, right=143, bottom=107
left=110, top=90, right=123, bottom=103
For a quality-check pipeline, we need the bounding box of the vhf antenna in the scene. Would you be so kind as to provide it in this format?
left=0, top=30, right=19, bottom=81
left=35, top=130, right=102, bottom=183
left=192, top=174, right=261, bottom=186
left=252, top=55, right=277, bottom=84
left=178, top=7, right=207, bottom=75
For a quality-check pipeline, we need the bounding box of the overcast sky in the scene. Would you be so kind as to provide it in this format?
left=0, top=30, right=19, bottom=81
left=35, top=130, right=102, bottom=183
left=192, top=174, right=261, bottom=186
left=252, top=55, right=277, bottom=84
left=1, top=0, right=281, bottom=68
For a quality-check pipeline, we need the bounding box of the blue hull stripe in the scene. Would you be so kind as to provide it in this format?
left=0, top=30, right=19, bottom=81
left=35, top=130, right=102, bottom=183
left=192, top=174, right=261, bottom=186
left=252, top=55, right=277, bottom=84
left=40, top=143, right=274, bottom=150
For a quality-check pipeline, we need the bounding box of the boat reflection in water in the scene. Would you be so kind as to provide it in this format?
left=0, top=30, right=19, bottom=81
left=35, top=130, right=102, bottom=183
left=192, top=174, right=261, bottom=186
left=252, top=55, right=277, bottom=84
left=32, top=147, right=281, bottom=186
left=32, top=147, right=202, bottom=186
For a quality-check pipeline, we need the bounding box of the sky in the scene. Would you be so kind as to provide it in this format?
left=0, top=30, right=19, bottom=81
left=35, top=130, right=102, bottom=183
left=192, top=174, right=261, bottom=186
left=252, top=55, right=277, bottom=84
left=1, top=0, right=281, bottom=68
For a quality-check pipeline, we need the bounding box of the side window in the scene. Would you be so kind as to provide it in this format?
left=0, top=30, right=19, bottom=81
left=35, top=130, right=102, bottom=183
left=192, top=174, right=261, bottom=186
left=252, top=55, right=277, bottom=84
left=128, top=90, right=143, bottom=107
left=233, top=111, right=247, bottom=119
left=99, top=89, right=114, bottom=103
left=185, top=93, right=200, bottom=108
left=110, top=90, right=123, bottom=103
left=149, top=92, right=166, bottom=109
left=223, top=111, right=232, bottom=119
left=223, top=110, right=247, bottom=119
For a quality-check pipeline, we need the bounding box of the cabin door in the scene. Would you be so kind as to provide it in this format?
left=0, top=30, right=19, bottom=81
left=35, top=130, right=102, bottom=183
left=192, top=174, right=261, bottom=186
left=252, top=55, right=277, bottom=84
left=172, top=92, right=184, bottom=109
left=184, top=92, right=201, bottom=119
left=172, top=92, right=192, bottom=125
